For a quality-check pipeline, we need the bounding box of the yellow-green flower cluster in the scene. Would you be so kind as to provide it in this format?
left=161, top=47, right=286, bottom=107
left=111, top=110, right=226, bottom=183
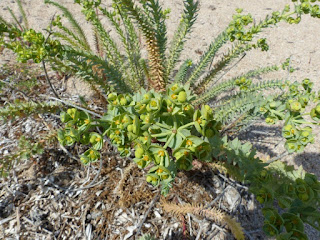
left=58, top=108, right=104, bottom=164
left=258, top=79, right=320, bottom=153
left=58, top=84, right=222, bottom=190
left=0, top=27, right=62, bottom=63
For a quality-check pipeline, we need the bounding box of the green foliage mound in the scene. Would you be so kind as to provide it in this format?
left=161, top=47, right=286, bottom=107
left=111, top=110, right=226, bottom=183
left=58, top=83, right=223, bottom=195
left=1, top=0, right=320, bottom=239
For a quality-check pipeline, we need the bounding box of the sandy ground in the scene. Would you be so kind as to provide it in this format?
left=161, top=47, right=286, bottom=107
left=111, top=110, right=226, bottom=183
left=0, top=0, right=320, bottom=239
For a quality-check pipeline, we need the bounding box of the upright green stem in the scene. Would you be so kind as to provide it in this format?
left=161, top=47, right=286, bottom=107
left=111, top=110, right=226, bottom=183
left=177, top=131, right=186, bottom=139
left=178, top=122, right=195, bottom=131
left=293, top=120, right=319, bottom=125
left=281, top=11, right=296, bottom=19
left=163, top=133, right=175, bottom=149
left=292, top=116, right=315, bottom=125
left=155, top=122, right=171, bottom=130
left=151, top=131, right=171, bottom=138
left=173, top=116, right=178, bottom=130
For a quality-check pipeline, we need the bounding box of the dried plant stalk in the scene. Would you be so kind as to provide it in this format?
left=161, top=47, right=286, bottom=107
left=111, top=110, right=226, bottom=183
left=162, top=202, right=245, bottom=240
left=146, top=37, right=165, bottom=92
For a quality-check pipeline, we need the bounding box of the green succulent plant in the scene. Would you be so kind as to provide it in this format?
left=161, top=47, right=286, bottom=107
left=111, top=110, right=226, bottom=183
left=1, top=0, right=320, bottom=239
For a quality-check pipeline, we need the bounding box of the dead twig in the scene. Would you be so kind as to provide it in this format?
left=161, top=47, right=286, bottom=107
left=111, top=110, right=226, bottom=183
left=42, top=60, right=60, bottom=99
left=42, top=14, right=60, bottom=99
left=44, top=96, right=103, bottom=118
left=15, top=206, right=20, bottom=234
left=135, top=192, right=160, bottom=236
left=209, top=53, right=246, bottom=87
left=266, top=151, right=289, bottom=164
left=0, top=216, right=15, bottom=225
left=195, top=221, right=203, bottom=240
left=218, top=173, right=248, bottom=190
left=205, top=187, right=228, bottom=209
left=58, top=143, right=80, bottom=162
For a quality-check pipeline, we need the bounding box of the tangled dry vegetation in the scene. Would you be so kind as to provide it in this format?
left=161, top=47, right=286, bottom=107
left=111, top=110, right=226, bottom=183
left=0, top=63, right=268, bottom=240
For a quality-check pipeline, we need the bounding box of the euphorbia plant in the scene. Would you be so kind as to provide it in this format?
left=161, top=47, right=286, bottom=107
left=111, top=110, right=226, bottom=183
left=58, top=83, right=223, bottom=194
left=1, top=0, right=320, bottom=239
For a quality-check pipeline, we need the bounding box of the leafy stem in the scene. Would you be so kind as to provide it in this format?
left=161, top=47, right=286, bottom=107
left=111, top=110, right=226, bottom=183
left=155, top=122, right=171, bottom=130
left=178, top=122, right=194, bottom=131
left=173, top=116, right=178, bottom=130
left=293, top=120, right=320, bottom=125
left=281, top=11, right=297, bottom=19
left=151, top=131, right=171, bottom=138
left=177, top=130, right=186, bottom=139
left=163, top=133, right=175, bottom=149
